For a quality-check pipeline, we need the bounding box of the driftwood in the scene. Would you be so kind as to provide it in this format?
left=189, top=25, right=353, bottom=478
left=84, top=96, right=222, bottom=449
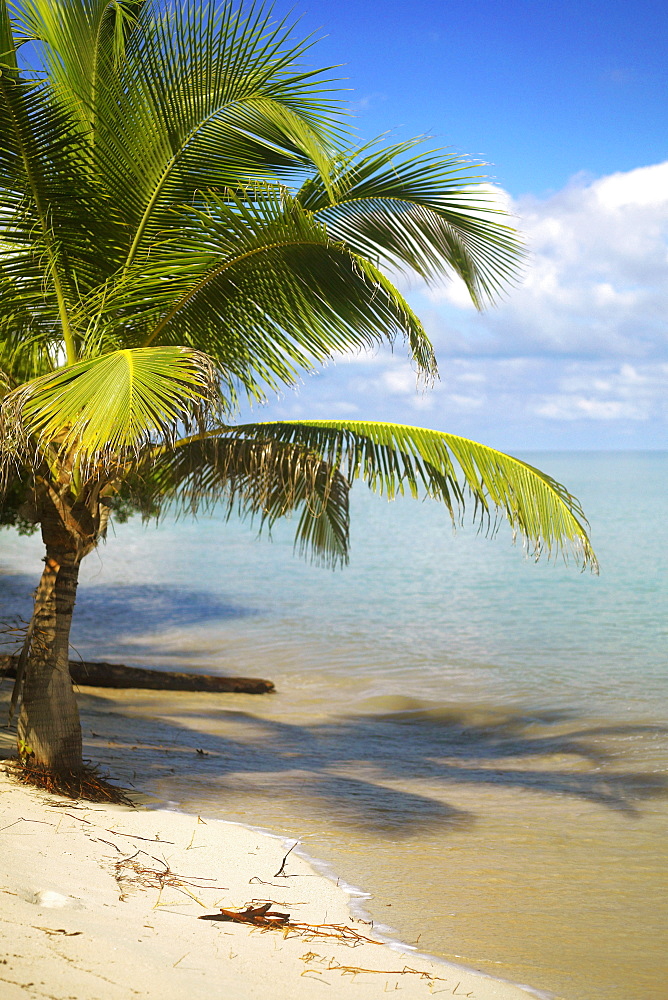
left=200, top=903, right=290, bottom=926
left=198, top=903, right=383, bottom=945
left=0, top=656, right=274, bottom=694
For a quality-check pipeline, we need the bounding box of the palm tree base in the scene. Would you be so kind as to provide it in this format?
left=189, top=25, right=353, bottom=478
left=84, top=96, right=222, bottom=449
left=6, top=759, right=134, bottom=806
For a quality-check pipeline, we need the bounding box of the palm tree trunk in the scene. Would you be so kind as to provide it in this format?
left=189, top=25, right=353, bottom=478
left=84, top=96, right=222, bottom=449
left=17, top=547, right=83, bottom=772
left=16, top=485, right=89, bottom=773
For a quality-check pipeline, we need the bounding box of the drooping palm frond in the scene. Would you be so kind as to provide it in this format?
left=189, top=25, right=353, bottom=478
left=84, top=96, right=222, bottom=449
left=0, top=347, right=222, bottom=472
left=79, top=186, right=437, bottom=400
left=217, top=420, right=597, bottom=568
left=127, top=432, right=350, bottom=566
left=296, top=137, right=524, bottom=307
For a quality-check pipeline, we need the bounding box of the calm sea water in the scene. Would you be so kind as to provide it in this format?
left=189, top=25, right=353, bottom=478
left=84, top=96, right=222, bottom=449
left=1, top=451, right=667, bottom=1000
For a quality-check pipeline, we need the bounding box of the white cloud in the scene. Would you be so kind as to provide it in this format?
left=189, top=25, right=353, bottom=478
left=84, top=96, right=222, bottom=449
left=431, top=274, right=478, bottom=311
left=380, top=369, right=416, bottom=394
left=422, top=161, right=668, bottom=362
left=594, top=162, right=668, bottom=209
left=532, top=361, right=667, bottom=423
left=535, top=396, right=645, bottom=421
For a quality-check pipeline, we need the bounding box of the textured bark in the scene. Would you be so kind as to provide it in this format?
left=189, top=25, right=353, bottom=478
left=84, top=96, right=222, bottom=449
left=14, top=480, right=100, bottom=773
left=17, top=548, right=83, bottom=771
left=3, top=657, right=274, bottom=694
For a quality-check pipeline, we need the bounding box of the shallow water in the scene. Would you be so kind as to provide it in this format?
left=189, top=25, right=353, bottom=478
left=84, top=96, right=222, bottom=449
left=1, top=451, right=667, bottom=1000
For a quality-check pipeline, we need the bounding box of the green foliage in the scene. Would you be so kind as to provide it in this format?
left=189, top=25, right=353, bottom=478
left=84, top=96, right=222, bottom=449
left=4, top=347, right=221, bottom=473
left=296, top=136, right=524, bottom=307
left=18, top=738, right=35, bottom=761
left=105, top=481, right=162, bottom=525
left=229, top=421, right=596, bottom=566
left=129, top=431, right=351, bottom=566
left=0, top=0, right=595, bottom=570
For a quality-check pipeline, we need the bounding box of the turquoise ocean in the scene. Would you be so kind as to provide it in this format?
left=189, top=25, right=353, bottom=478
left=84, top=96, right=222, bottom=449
left=1, top=451, right=667, bottom=1000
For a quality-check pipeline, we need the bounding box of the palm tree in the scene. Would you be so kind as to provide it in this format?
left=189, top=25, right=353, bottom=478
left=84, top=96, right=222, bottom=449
left=0, top=0, right=595, bottom=788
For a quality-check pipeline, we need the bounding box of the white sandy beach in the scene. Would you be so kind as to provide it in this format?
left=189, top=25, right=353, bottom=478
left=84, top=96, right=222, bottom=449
left=0, top=769, right=540, bottom=1000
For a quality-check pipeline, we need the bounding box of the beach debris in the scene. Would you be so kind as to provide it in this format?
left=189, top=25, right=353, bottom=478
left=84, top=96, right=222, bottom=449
left=274, top=840, right=298, bottom=877
left=5, top=758, right=133, bottom=805
left=0, top=817, right=54, bottom=834
left=200, top=902, right=290, bottom=926
left=112, top=851, right=227, bottom=903
left=35, top=927, right=82, bottom=937
left=199, top=903, right=382, bottom=946
left=299, top=953, right=450, bottom=985
left=289, top=923, right=381, bottom=946
left=0, top=655, right=275, bottom=694
left=64, top=813, right=174, bottom=844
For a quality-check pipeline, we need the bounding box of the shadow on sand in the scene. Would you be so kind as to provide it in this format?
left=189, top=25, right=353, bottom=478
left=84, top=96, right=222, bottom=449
left=3, top=687, right=664, bottom=837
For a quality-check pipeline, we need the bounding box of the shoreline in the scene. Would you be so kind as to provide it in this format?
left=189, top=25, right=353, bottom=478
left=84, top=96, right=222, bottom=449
left=0, top=768, right=543, bottom=1000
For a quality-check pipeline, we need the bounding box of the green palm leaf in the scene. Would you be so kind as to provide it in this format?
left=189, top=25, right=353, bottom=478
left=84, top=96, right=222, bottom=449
left=12, top=0, right=145, bottom=127
left=297, top=137, right=524, bottom=307
left=10, top=0, right=342, bottom=287
left=129, top=432, right=350, bottom=567
left=81, top=0, right=342, bottom=266
left=81, top=186, right=436, bottom=400
left=219, top=420, right=597, bottom=569
left=1, top=346, right=222, bottom=468
left=1, top=0, right=117, bottom=361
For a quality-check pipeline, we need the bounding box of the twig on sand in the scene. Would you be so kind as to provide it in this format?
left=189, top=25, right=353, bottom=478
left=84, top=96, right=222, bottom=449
left=288, top=923, right=382, bottom=946
left=248, top=876, right=291, bottom=887
left=300, top=953, right=450, bottom=984
left=300, top=970, right=330, bottom=984
left=273, top=841, right=298, bottom=877
left=112, top=853, right=228, bottom=904
left=34, top=927, right=82, bottom=937
left=0, top=817, right=54, bottom=833
left=65, top=812, right=174, bottom=844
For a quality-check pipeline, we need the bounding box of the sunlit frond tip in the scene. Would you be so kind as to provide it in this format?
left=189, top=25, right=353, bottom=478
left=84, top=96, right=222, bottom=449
left=228, top=420, right=598, bottom=571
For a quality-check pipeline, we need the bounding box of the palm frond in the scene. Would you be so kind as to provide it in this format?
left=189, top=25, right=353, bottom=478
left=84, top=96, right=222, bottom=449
left=129, top=431, right=350, bottom=567
left=223, top=420, right=597, bottom=569
left=12, top=0, right=145, bottom=125
left=0, top=239, right=63, bottom=379
left=1, top=346, right=222, bottom=472
left=7, top=0, right=343, bottom=282
left=79, top=186, right=436, bottom=400
left=1, top=0, right=118, bottom=357
left=82, top=0, right=344, bottom=265
left=297, top=137, right=525, bottom=307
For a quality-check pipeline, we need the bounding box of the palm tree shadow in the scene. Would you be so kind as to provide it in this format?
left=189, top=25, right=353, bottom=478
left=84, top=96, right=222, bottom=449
left=59, top=693, right=668, bottom=835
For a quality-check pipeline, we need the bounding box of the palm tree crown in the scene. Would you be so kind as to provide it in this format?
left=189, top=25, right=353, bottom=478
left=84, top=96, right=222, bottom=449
left=0, top=0, right=595, bottom=784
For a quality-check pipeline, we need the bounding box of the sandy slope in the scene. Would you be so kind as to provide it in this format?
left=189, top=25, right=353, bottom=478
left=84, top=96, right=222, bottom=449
left=0, top=771, right=538, bottom=1000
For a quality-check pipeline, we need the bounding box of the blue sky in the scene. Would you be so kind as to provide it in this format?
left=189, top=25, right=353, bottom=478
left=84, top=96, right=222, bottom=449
left=252, top=0, right=668, bottom=450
